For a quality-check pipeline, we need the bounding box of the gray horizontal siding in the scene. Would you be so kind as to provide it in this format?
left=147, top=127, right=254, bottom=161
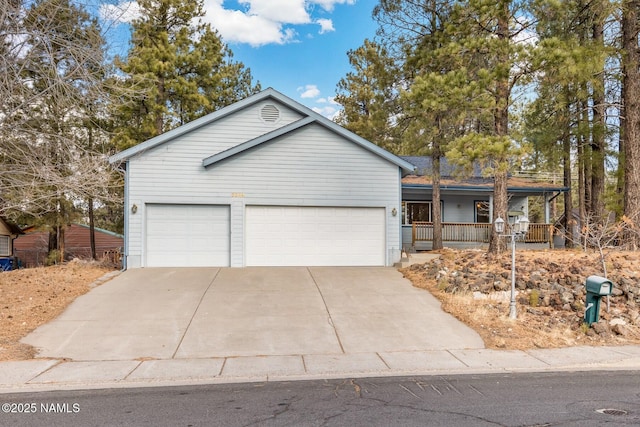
left=126, top=105, right=402, bottom=267
left=129, top=101, right=303, bottom=166
left=129, top=125, right=398, bottom=204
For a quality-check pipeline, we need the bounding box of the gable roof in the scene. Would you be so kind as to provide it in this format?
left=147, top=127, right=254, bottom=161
left=0, top=217, right=23, bottom=236
left=110, top=88, right=416, bottom=173
left=400, top=156, right=484, bottom=178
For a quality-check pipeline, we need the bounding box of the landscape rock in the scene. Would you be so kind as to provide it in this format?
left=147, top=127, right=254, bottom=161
left=403, top=248, right=640, bottom=349
left=612, top=323, right=631, bottom=336
left=610, top=318, right=627, bottom=326
left=592, top=321, right=610, bottom=335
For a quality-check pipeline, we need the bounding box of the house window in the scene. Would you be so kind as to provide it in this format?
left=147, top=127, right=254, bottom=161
left=475, top=201, right=490, bottom=223
left=0, top=236, right=9, bottom=256
left=402, top=202, right=433, bottom=224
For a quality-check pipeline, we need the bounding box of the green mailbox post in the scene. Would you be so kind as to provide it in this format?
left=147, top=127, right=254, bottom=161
left=584, top=275, right=614, bottom=325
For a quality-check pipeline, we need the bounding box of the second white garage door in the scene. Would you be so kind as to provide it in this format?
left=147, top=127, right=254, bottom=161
left=246, top=206, right=385, bottom=266
left=146, top=204, right=230, bottom=267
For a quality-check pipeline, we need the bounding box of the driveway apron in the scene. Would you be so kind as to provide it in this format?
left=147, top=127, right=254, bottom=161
left=23, top=267, right=483, bottom=362
left=174, top=267, right=342, bottom=358
left=308, top=267, right=485, bottom=352
left=22, top=268, right=218, bottom=361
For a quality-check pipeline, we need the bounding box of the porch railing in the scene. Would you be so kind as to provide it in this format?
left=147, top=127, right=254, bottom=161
left=412, top=222, right=553, bottom=245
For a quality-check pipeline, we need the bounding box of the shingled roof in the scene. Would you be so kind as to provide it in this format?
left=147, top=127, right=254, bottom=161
left=400, top=156, right=568, bottom=193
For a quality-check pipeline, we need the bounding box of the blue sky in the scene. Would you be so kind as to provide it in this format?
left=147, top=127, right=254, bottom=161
left=99, top=0, right=378, bottom=118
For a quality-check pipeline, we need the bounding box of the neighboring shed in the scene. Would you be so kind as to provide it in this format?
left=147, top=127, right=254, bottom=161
left=14, top=224, right=123, bottom=267
left=0, top=217, right=23, bottom=270
left=109, top=88, right=415, bottom=268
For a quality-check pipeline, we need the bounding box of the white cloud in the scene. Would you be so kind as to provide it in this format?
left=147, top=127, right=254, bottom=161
left=298, top=84, right=321, bottom=98
left=101, top=0, right=354, bottom=47
left=311, top=0, right=356, bottom=12
left=316, top=18, right=334, bottom=34
left=239, top=0, right=310, bottom=24
left=204, top=0, right=353, bottom=46
left=313, top=105, right=339, bottom=120
left=317, top=97, right=339, bottom=104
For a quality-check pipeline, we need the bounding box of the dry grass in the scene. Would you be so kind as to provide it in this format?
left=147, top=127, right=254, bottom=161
left=403, top=268, right=580, bottom=350
left=0, top=261, right=114, bottom=361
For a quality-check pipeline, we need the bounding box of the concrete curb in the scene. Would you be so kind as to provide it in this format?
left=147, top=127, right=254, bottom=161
left=2, top=345, right=640, bottom=394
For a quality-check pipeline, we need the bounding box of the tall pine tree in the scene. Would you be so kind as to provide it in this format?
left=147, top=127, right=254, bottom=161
left=622, top=0, right=640, bottom=247
left=115, top=0, right=260, bottom=149
left=334, top=39, right=404, bottom=153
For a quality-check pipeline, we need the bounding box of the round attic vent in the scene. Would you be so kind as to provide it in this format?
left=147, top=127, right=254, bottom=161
left=260, top=104, right=280, bottom=123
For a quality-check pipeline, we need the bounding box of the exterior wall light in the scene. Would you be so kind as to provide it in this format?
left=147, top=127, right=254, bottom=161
left=131, top=204, right=138, bottom=214
left=391, top=207, right=398, bottom=216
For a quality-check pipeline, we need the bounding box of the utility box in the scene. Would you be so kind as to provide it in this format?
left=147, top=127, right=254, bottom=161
left=584, top=275, right=614, bottom=325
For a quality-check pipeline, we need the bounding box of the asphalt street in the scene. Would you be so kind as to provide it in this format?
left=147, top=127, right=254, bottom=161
left=2, top=370, right=640, bottom=426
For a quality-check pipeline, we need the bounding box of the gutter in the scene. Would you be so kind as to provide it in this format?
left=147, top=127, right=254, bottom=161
left=402, top=184, right=570, bottom=193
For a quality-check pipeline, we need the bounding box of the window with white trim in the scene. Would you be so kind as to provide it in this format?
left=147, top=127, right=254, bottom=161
left=0, top=235, right=10, bottom=256
left=475, top=200, right=490, bottom=223
left=402, top=202, right=433, bottom=224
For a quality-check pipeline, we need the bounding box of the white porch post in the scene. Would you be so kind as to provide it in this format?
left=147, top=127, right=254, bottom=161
left=545, top=193, right=551, bottom=223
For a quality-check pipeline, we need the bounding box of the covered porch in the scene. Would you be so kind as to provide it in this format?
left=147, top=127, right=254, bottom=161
left=409, top=221, right=555, bottom=249
left=399, top=173, right=567, bottom=251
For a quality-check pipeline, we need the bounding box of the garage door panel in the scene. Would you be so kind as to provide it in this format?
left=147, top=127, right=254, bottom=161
left=246, top=206, right=385, bottom=266
left=146, top=204, right=230, bottom=267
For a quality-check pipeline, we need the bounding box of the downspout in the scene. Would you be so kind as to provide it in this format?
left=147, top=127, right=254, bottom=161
left=397, top=168, right=403, bottom=266
left=122, top=161, right=129, bottom=271
left=546, top=191, right=563, bottom=249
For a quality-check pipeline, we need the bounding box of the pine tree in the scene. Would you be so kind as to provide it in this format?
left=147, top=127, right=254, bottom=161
left=115, top=0, right=260, bottom=149
left=621, top=0, right=640, bottom=247
left=526, top=0, right=616, bottom=245
left=334, top=40, right=404, bottom=153
left=396, top=2, right=461, bottom=250
left=416, top=0, right=534, bottom=254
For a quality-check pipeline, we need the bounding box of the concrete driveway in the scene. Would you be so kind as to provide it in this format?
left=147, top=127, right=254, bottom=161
left=23, top=267, right=484, bottom=361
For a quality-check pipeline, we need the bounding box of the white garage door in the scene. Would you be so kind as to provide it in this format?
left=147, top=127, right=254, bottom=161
left=246, top=206, right=385, bottom=266
left=146, top=204, right=230, bottom=267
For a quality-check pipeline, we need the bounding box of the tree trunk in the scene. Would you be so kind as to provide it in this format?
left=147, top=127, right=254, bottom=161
left=622, top=0, right=640, bottom=248
left=563, top=127, right=574, bottom=248
left=488, top=1, right=510, bottom=255
left=590, top=18, right=606, bottom=220
left=578, top=95, right=588, bottom=247
left=155, top=75, right=165, bottom=135
left=432, top=151, right=443, bottom=250
left=58, top=225, right=65, bottom=264
left=489, top=169, right=509, bottom=253
left=89, top=197, right=96, bottom=260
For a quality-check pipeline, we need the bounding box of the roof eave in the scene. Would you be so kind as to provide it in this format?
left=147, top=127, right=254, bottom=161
left=402, top=183, right=570, bottom=193
left=110, top=87, right=416, bottom=173
left=109, top=88, right=287, bottom=165
left=202, top=117, right=315, bottom=168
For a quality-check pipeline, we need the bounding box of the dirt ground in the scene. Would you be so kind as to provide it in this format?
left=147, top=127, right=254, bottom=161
left=401, top=248, right=640, bottom=350
left=0, top=260, right=115, bottom=361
